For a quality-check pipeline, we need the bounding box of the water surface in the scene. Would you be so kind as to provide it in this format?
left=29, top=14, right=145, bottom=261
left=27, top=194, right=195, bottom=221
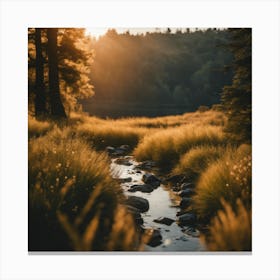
left=111, top=157, right=204, bottom=252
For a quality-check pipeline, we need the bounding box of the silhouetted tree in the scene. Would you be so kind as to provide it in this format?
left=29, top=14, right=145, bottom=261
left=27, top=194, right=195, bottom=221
left=28, top=28, right=94, bottom=117
left=58, top=28, right=94, bottom=112
left=34, top=28, right=47, bottom=117
left=222, top=28, right=252, bottom=143
left=47, top=28, right=67, bottom=118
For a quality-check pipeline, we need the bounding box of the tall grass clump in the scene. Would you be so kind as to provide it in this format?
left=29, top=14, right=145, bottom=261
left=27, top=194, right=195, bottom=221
left=76, top=122, right=146, bottom=150
left=121, top=115, right=187, bottom=129
left=119, top=110, right=225, bottom=129
left=204, top=199, right=251, bottom=251
left=173, top=146, right=226, bottom=180
left=182, top=110, right=226, bottom=127
left=193, top=144, right=251, bottom=222
left=29, top=128, right=141, bottom=251
left=134, top=124, right=225, bottom=171
left=28, top=116, right=52, bottom=138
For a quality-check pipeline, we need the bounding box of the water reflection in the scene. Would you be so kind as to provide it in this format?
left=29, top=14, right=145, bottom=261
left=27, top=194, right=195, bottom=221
left=111, top=157, right=204, bottom=252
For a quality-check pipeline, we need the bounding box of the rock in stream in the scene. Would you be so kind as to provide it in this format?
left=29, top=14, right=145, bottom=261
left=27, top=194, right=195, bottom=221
left=110, top=153, right=204, bottom=251
left=125, top=196, right=149, bottom=213
left=128, top=184, right=154, bottom=193
left=153, top=217, right=175, bottom=226
left=142, top=173, right=161, bottom=187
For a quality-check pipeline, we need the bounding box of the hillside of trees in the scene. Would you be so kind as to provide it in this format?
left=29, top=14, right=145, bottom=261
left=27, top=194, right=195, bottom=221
left=82, top=28, right=234, bottom=117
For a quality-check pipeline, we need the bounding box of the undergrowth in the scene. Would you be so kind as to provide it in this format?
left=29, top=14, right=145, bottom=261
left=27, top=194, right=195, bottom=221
left=134, top=124, right=225, bottom=171
left=204, top=199, right=251, bottom=251
left=173, top=145, right=226, bottom=180
left=28, top=109, right=251, bottom=251
left=29, top=127, right=142, bottom=251
left=193, top=144, right=252, bottom=222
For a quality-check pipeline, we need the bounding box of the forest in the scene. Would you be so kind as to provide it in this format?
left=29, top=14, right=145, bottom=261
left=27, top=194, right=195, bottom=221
left=85, top=28, right=233, bottom=117
left=28, top=28, right=252, bottom=252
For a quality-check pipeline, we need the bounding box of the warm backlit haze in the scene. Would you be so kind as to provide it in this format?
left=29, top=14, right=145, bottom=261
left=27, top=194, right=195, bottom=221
left=83, top=28, right=233, bottom=118
left=86, top=28, right=220, bottom=38
left=86, top=28, right=108, bottom=38
left=28, top=28, right=252, bottom=252
left=86, top=27, right=171, bottom=38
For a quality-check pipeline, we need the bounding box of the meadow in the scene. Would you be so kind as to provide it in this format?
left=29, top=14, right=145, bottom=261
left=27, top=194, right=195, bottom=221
left=28, top=108, right=252, bottom=251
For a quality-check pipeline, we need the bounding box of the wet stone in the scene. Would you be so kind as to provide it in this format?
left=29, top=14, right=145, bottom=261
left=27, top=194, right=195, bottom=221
left=109, top=145, right=131, bottom=156
left=128, top=184, right=154, bottom=193
left=142, top=173, right=161, bottom=187
left=135, top=161, right=156, bottom=170
left=182, top=227, right=200, bottom=238
left=179, top=188, right=195, bottom=197
left=111, top=155, right=203, bottom=251
left=153, top=217, right=175, bottom=226
left=125, top=196, right=149, bottom=213
left=114, top=158, right=133, bottom=166
left=106, top=146, right=115, bottom=154
left=119, top=145, right=130, bottom=151
left=114, top=150, right=126, bottom=156
left=177, top=213, right=196, bottom=226
left=146, top=229, right=163, bottom=247
left=180, top=197, right=192, bottom=208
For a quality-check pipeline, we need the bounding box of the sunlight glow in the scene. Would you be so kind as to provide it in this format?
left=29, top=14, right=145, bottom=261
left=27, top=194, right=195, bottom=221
left=86, top=28, right=109, bottom=38
left=85, top=27, right=163, bottom=38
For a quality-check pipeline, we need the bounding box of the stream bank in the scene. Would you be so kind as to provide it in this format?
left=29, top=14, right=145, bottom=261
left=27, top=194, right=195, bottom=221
left=109, top=151, right=205, bottom=252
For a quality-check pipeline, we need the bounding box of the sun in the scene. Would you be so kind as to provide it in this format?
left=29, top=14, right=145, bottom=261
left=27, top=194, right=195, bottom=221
left=86, top=28, right=108, bottom=38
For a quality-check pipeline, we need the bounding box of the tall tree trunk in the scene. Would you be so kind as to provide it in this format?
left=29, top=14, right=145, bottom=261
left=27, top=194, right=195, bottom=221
left=35, top=28, right=47, bottom=117
left=47, top=28, right=67, bottom=118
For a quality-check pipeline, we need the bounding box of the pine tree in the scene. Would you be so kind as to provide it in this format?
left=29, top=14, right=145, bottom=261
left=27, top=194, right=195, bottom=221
left=58, top=28, right=94, bottom=112
left=222, top=28, right=252, bottom=143
left=28, top=28, right=94, bottom=118
left=47, top=28, right=67, bottom=118
left=34, top=28, right=47, bottom=117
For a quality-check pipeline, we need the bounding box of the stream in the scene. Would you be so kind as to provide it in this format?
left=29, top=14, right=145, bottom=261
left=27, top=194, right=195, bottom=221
left=110, top=155, right=205, bottom=252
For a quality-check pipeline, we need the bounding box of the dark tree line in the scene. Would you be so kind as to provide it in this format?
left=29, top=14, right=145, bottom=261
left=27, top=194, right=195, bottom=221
left=29, top=27, right=251, bottom=142
left=28, top=28, right=94, bottom=119
left=222, top=28, right=252, bottom=143
left=83, top=28, right=233, bottom=117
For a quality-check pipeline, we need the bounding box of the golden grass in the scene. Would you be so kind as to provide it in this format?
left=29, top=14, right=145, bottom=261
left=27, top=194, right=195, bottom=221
left=115, top=110, right=226, bottom=128
left=204, top=199, right=251, bottom=251
left=29, top=128, right=116, bottom=204
left=29, top=128, right=141, bottom=250
left=193, top=144, right=251, bottom=221
left=134, top=124, right=225, bottom=170
left=173, top=145, right=226, bottom=176
left=118, top=115, right=187, bottom=128
left=28, top=116, right=52, bottom=138
left=47, top=110, right=226, bottom=153
left=182, top=110, right=226, bottom=126
left=75, top=122, right=149, bottom=149
left=29, top=109, right=249, bottom=251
